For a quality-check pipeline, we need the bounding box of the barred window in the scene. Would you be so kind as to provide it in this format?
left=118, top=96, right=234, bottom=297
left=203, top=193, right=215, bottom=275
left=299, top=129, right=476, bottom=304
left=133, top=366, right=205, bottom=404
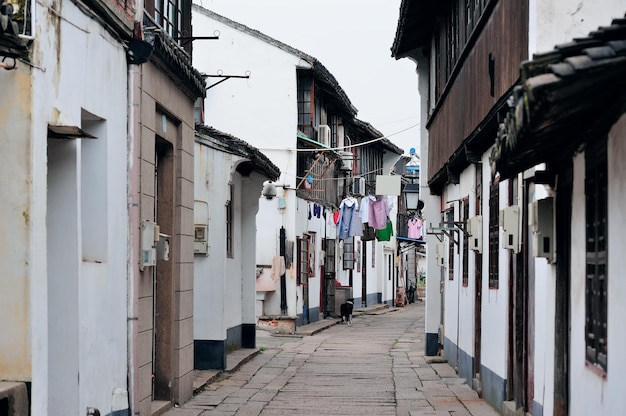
left=488, top=178, right=499, bottom=289
left=462, top=198, right=469, bottom=287
left=226, top=184, right=233, bottom=258
left=343, top=238, right=355, bottom=270
left=585, top=139, right=608, bottom=374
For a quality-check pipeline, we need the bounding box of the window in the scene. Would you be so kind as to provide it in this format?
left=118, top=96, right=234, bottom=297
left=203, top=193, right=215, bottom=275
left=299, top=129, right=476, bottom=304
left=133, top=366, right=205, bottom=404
left=343, top=238, right=355, bottom=270
left=488, top=178, right=499, bottom=289
left=446, top=208, right=454, bottom=280
left=329, top=114, right=339, bottom=149
left=585, top=139, right=608, bottom=373
left=297, top=75, right=313, bottom=139
left=226, top=184, right=233, bottom=258
left=155, top=0, right=182, bottom=39
left=462, top=198, right=469, bottom=287
left=297, top=236, right=310, bottom=285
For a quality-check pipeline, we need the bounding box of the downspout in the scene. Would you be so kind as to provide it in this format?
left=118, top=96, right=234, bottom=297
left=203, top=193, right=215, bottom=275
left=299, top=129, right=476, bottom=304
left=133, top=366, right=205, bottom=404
left=126, top=62, right=142, bottom=414
left=280, top=226, right=287, bottom=315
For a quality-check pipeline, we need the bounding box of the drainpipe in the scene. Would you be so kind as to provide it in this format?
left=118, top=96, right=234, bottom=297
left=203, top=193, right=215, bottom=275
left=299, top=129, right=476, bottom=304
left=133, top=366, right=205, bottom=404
left=280, top=226, right=287, bottom=315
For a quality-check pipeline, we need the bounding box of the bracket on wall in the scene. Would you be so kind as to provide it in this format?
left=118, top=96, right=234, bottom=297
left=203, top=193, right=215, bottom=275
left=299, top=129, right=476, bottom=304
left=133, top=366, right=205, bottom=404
left=426, top=221, right=468, bottom=246
left=205, top=70, right=251, bottom=90
left=173, top=30, right=220, bottom=46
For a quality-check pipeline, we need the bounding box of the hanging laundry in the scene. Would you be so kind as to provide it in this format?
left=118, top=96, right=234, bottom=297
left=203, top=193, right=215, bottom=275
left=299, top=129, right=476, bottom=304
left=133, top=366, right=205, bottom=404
left=407, top=217, right=424, bottom=239
left=376, top=220, right=394, bottom=242
left=361, top=223, right=376, bottom=241
left=359, top=194, right=376, bottom=224
left=369, top=197, right=389, bottom=230
left=313, top=203, right=321, bottom=218
left=337, top=196, right=363, bottom=240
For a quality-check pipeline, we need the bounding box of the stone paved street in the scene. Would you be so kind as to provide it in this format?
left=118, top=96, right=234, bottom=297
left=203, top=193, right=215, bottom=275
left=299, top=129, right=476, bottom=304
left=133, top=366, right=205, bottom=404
left=164, top=302, right=499, bottom=416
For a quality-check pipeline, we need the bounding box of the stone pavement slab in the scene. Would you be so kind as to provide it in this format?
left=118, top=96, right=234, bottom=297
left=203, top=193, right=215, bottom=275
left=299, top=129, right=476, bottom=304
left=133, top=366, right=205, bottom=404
left=163, top=302, right=499, bottom=416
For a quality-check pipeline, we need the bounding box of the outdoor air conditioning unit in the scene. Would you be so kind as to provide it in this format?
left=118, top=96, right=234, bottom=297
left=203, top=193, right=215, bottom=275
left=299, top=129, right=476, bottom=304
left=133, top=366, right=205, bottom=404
left=338, top=151, right=354, bottom=171
left=529, top=197, right=554, bottom=262
left=434, top=242, right=446, bottom=267
left=194, top=224, right=208, bottom=255
left=317, top=124, right=331, bottom=146
left=501, top=205, right=520, bottom=253
left=467, top=215, right=482, bottom=254
left=352, top=176, right=366, bottom=196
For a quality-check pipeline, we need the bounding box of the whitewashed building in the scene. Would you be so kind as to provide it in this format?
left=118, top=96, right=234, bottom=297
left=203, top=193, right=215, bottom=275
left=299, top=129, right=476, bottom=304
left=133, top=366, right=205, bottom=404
left=392, top=1, right=626, bottom=415
left=0, top=0, right=134, bottom=413
left=193, top=126, right=279, bottom=370
left=192, top=6, right=402, bottom=330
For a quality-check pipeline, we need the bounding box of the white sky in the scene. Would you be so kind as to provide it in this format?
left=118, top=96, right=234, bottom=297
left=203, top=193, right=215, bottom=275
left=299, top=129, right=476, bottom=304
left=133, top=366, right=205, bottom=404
left=197, top=0, right=421, bottom=154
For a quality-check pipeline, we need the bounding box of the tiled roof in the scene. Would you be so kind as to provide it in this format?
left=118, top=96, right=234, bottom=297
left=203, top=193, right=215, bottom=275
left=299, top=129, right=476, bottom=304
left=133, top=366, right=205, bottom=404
left=192, top=5, right=357, bottom=117
left=196, top=125, right=280, bottom=180
left=492, top=14, right=626, bottom=179
left=391, top=0, right=440, bottom=59
left=145, top=27, right=207, bottom=100
left=351, top=118, right=404, bottom=155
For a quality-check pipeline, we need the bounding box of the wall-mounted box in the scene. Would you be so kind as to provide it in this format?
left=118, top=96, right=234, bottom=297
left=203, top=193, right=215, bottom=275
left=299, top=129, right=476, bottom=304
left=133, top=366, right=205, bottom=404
left=141, top=221, right=160, bottom=268
left=435, top=242, right=446, bottom=267
left=467, top=215, right=482, bottom=254
left=194, top=224, right=208, bottom=255
left=529, top=197, right=555, bottom=262
left=501, top=205, right=520, bottom=253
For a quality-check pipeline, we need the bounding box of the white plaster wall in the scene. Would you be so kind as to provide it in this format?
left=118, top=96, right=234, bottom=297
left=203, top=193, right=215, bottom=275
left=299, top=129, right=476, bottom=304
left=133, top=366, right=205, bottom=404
left=0, top=66, right=33, bottom=382
left=529, top=184, right=557, bottom=413
left=194, top=141, right=228, bottom=340
left=30, top=0, right=129, bottom=412
left=416, top=53, right=444, bottom=339
left=193, top=7, right=307, bottom=319
left=530, top=0, right=625, bottom=57
left=569, top=114, right=626, bottom=415
left=478, top=150, right=508, bottom=380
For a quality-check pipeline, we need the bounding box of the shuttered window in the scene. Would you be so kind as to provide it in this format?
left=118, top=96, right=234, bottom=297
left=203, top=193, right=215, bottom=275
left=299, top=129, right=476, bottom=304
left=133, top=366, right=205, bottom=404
left=585, top=139, right=608, bottom=374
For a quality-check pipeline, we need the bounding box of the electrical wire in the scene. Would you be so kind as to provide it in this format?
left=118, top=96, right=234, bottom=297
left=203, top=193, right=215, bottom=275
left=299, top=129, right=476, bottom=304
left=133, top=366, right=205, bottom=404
left=258, top=122, right=420, bottom=153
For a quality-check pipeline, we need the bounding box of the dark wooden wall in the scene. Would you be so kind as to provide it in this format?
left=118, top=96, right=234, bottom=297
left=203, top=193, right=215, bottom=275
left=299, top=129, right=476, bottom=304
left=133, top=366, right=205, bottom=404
left=428, top=0, right=528, bottom=182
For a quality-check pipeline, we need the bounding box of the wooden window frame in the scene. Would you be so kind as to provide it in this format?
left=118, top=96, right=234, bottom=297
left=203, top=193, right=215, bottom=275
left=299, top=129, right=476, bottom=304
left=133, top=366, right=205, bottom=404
left=445, top=208, right=455, bottom=281
left=226, top=184, right=234, bottom=258
left=343, top=238, right=355, bottom=270
left=462, top=197, right=470, bottom=287
left=488, top=178, right=499, bottom=289
left=297, top=235, right=310, bottom=286
left=585, top=139, right=608, bottom=375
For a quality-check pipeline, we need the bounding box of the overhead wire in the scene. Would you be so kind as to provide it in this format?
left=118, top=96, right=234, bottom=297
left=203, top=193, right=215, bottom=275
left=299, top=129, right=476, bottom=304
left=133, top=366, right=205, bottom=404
left=258, top=122, right=420, bottom=153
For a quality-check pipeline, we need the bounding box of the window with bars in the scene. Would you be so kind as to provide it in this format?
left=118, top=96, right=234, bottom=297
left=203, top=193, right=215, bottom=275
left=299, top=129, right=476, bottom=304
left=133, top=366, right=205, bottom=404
left=226, top=184, right=233, bottom=258
left=462, top=198, right=469, bottom=287
left=343, top=238, right=355, bottom=270
left=297, top=76, right=313, bottom=139
left=488, top=178, right=499, bottom=289
left=446, top=208, right=455, bottom=280
left=585, top=139, right=608, bottom=374
left=329, top=114, right=339, bottom=149
left=297, top=236, right=310, bottom=285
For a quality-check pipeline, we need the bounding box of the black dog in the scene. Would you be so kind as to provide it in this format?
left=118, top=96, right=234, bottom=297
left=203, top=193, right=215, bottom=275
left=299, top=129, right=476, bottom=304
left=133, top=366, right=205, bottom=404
left=340, top=298, right=354, bottom=326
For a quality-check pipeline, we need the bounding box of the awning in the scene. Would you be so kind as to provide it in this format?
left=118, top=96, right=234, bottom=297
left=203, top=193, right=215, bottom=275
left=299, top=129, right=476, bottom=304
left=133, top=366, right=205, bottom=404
left=47, top=125, right=96, bottom=139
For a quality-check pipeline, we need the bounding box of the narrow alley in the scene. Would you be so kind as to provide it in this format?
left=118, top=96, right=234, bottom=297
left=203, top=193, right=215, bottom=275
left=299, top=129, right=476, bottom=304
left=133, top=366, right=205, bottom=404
left=163, top=303, right=498, bottom=416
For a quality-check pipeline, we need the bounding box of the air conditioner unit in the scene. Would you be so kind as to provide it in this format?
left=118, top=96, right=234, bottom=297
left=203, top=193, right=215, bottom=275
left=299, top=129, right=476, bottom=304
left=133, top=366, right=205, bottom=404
left=529, top=197, right=554, bottom=262
left=194, top=224, right=209, bottom=255
left=317, top=124, right=331, bottom=146
left=338, top=151, right=354, bottom=171
left=352, top=176, right=366, bottom=196
left=434, top=242, right=446, bottom=267
left=467, top=215, right=482, bottom=254
left=501, top=205, right=520, bottom=253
